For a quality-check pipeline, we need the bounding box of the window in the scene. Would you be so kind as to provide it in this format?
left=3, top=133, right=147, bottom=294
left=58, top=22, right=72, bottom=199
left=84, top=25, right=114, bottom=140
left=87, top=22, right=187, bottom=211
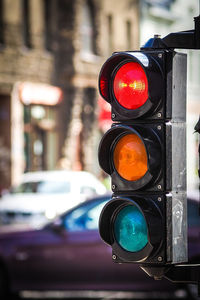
left=188, top=200, right=200, bottom=227
left=81, top=87, right=96, bottom=141
left=126, top=20, right=132, bottom=50
left=24, top=105, right=58, bottom=171
left=22, top=0, right=32, bottom=48
left=80, top=186, right=96, bottom=195
left=107, top=15, right=113, bottom=55
left=0, top=0, right=4, bottom=46
left=13, top=180, right=71, bottom=194
left=80, top=0, right=95, bottom=54
left=64, top=199, right=108, bottom=232
left=147, top=0, right=175, bottom=10
left=43, top=0, right=52, bottom=51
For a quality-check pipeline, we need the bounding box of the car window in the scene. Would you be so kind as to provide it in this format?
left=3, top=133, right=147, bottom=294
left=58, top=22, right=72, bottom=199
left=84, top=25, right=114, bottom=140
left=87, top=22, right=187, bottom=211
left=37, top=181, right=71, bottom=194
left=13, top=182, right=38, bottom=193
left=188, top=200, right=200, bottom=227
left=80, top=186, right=96, bottom=194
left=13, top=181, right=71, bottom=194
left=63, top=200, right=108, bottom=232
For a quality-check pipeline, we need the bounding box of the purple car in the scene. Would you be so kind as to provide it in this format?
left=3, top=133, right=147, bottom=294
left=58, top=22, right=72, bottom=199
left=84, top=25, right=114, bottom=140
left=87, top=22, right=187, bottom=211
left=0, top=192, right=199, bottom=299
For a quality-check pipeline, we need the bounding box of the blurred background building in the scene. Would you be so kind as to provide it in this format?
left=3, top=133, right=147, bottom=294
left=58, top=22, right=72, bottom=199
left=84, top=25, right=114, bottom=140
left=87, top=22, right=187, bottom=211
left=140, top=0, right=200, bottom=191
left=0, top=0, right=139, bottom=191
left=0, top=0, right=198, bottom=192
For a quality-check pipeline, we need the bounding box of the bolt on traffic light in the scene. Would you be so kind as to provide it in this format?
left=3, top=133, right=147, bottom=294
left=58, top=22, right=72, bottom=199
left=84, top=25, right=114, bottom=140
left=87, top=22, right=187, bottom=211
left=98, top=50, right=187, bottom=266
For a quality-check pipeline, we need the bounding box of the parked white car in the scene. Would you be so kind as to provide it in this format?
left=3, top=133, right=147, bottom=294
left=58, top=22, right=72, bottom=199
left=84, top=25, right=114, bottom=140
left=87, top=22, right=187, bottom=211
left=0, top=170, right=107, bottom=227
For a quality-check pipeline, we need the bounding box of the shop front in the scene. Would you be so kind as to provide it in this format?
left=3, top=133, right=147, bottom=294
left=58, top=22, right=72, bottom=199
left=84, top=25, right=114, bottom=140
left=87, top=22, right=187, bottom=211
left=11, top=82, right=63, bottom=187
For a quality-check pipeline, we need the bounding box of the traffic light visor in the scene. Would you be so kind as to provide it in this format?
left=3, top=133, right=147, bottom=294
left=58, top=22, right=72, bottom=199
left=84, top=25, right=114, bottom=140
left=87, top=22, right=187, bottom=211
left=113, top=62, right=148, bottom=110
left=114, top=204, right=148, bottom=252
left=113, top=133, right=148, bottom=181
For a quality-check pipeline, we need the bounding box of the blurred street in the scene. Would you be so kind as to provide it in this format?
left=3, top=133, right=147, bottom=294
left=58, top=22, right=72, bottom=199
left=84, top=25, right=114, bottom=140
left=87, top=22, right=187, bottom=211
left=14, top=289, right=191, bottom=300
left=0, top=0, right=199, bottom=300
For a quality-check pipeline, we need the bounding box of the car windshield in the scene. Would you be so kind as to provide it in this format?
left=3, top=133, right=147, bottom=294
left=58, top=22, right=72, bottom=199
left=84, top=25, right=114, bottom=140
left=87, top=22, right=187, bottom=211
left=64, top=198, right=109, bottom=232
left=12, top=181, right=71, bottom=194
left=188, top=199, right=200, bottom=227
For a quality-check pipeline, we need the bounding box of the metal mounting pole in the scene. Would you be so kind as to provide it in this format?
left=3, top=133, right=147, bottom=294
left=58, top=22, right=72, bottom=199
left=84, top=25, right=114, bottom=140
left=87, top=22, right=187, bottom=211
left=141, top=14, right=200, bottom=50
left=194, top=116, right=200, bottom=215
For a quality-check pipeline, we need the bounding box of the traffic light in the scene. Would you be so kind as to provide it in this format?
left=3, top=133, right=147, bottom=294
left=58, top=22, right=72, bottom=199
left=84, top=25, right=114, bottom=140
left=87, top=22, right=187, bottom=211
left=98, top=50, right=187, bottom=266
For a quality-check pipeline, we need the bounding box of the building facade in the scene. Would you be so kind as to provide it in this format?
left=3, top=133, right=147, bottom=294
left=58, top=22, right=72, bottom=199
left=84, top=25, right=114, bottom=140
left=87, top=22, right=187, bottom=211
left=0, top=0, right=140, bottom=190
left=140, top=0, right=200, bottom=191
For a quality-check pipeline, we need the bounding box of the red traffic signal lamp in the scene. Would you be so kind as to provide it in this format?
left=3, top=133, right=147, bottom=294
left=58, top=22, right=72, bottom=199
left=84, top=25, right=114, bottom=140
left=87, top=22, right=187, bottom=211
left=99, top=50, right=186, bottom=122
left=98, top=49, right=187, bottom=267
left=99, top=51, right=164, bottom=120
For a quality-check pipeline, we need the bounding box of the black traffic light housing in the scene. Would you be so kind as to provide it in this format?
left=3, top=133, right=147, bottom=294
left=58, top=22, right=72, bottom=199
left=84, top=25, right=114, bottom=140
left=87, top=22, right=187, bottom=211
left=98, top=48, right=187, bottom=266
left=98, top=14, right=200, bottom=287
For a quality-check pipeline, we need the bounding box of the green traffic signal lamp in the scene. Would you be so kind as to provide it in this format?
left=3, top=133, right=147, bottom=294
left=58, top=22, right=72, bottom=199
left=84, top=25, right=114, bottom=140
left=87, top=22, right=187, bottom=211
left=99, top=195, right=164, bottom=263
left=114, top=205, right=148, bottom=252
